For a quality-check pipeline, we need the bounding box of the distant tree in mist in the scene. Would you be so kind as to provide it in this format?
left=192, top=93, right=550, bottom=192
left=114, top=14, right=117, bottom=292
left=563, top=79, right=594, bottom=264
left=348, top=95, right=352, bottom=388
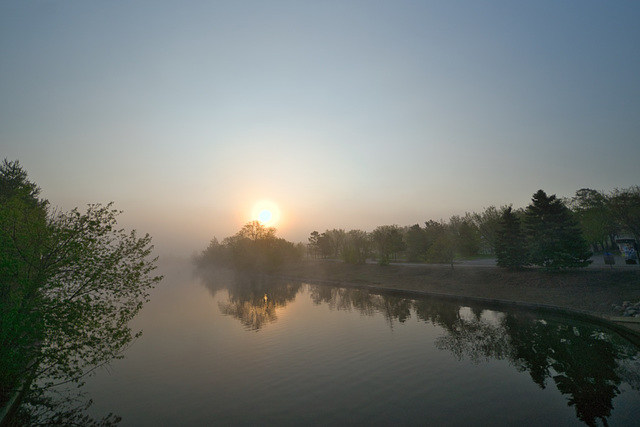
left=198, top=221, right=303, bottom=272
left=424, top=220, right=455, bottom=265
left=371, top=225, right=405, bottom=265
left=448, top=215, right=481, bottom=258
left=342, top=229, right=370, bottom=264
left=404, top=224, right=428, bottom=262
left=303, top=185, right=638, bottom=267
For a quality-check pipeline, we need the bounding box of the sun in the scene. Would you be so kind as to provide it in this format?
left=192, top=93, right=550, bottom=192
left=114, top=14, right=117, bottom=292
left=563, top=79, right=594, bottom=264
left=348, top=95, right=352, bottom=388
left=258, top=209, right=272, bottom=223
left=251, top=200, right=281, bottom=227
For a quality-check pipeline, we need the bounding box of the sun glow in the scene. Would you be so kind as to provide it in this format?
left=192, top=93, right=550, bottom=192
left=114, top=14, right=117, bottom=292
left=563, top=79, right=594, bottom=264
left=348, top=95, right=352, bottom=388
left=251, top=200, right=281, bottom=227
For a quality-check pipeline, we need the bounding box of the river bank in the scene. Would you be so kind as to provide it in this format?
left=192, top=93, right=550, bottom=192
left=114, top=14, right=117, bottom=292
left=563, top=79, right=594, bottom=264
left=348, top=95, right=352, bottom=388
left=280, top=260, right=640, bottom=321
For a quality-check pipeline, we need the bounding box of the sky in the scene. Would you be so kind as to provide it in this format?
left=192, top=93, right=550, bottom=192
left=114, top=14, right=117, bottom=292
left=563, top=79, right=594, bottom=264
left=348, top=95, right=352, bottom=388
left=1, top=1, right=639, bottom=257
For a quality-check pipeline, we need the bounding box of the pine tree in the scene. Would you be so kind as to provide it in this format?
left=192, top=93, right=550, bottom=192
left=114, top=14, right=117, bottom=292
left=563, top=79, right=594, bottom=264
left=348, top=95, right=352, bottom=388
left=524, top=190, right=592, bottom=269
left=495, top=206, right=527, bottom=269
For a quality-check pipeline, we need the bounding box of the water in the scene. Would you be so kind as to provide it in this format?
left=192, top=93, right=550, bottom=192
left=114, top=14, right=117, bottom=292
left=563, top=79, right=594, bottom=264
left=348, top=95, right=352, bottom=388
left=80, top=261, right=640, bottom=426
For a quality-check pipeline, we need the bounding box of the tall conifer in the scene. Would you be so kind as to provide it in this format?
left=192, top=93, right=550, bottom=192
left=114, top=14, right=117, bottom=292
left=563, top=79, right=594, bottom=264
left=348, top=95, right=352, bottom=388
left=495, top=206, right=527, bottom=269
left=524, top=190, right=592, bottom=269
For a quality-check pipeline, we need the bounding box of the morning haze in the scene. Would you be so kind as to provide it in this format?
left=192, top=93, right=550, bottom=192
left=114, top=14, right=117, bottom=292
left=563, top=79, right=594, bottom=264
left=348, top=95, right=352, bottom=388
left=3, top=2, right=640, bottom=425
left=2, top=1, right=639, bottom=258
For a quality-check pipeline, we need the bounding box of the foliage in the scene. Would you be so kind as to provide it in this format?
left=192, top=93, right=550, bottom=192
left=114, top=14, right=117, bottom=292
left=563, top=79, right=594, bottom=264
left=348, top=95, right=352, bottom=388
left=423, top=221, right=454, bottom=264
left=449, top=215, right=481, bottom=257
left=198, top=221, right=302, bottom=272
left=524, top=190, right=592, bottom=269
left=495, top=206, right=527, bottom=269
left=404, top=224, right=428, bottom=262
left=0, top=160, right=162, bottom=424
left=469, top=206, right=504, bottom=254
left=608, top=186, right=640, bottom=240
left=371, top=225, right=405, bottom=264
left=0, top=160, right=49, bottom=404
left=568, top=188, right=616, bottom=251
left=341, top=229, right=370, bottom=264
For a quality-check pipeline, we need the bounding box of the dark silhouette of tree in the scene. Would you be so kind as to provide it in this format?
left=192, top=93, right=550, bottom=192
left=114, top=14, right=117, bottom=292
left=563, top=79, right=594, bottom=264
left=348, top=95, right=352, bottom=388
left=197, top=222, right=302, bottom=272
left=524, top=190, right=592, bottom=269
left=495, top=206, right=527, bottom=269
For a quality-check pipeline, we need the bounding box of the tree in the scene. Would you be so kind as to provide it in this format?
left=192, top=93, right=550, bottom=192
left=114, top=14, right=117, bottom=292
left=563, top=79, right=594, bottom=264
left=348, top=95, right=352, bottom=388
left=342, top=230, right=370, bottom=264
left=197, top=222, right=302, bottom=272
left=237, top=220, right=276, bottom=242
left=0, top=160, right=162, bottom=424
left=524, top=190, right=592, bottom=269
left=608, top=186, right=640, bottom=241
left=371, top=225, right=405, bottom=265
left=569, top=188, right=616, bottom=252
left=308, top=231, right=321, bottom=258
left=404, top=224, right=428, bottom=262
left=495, top=206, right=527, bottom=269
left=469, top=206, right=504, bottom=254
left=323, top=228, right=346, bottom=258
left=423, top=220, right=454, bottom=265
left=0, top=160, right=49, bottom=406
left=449, top=215, right=481, bottom=258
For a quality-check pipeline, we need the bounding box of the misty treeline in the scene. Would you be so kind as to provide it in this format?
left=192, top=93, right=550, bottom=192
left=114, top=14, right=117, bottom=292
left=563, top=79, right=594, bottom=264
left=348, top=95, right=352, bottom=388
left=196, top=186, right=639, bottom=272
left=0, top=160, right=161, bottom=426
left=307, top=187, right=640, bottom=270
left=196, top=221, right=305, bottom=273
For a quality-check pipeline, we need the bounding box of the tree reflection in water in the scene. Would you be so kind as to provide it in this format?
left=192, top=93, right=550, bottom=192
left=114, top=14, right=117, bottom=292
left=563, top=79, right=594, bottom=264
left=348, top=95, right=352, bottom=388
left=200, top=268, right=300, bottom=331
left=199, top=272, right=640, bottom=427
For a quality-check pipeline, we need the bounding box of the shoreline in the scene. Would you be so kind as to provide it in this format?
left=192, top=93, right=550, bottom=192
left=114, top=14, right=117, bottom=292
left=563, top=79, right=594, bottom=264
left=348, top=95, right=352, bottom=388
left=278, top=259, right=640, bottom=335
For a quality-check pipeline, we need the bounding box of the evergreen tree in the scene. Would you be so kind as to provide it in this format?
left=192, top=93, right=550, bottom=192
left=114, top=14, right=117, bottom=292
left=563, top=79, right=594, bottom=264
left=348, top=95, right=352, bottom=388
left=495, top=206, right=527, bottom=269
left=524, top=190, right=592, bottom=269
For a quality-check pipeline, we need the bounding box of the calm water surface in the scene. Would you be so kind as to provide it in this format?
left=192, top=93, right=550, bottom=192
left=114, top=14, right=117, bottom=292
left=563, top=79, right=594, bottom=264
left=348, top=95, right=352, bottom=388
left=82, top=261, right=640, bottom=426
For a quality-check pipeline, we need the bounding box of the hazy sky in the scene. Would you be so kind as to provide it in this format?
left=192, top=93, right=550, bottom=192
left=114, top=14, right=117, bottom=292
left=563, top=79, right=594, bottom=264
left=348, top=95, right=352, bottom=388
left=2, top=1, right=639, bottom=256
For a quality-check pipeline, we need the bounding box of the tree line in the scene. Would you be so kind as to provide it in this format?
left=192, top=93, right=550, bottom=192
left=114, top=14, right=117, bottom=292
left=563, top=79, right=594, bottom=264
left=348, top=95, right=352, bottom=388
left=0, top=160, right=162, bottom=425
left=307, top=187, right=640, bottom=270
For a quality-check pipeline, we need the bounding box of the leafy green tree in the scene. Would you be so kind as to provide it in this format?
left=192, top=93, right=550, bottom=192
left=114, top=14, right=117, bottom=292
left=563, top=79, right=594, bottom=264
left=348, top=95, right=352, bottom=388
left=495, top=206, right=527, bottom=269
left=0, top=160, right=49, bottom=405
left=524, top=190, right=592, bottom=269
left=0, top=160, right=162, bottom=424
